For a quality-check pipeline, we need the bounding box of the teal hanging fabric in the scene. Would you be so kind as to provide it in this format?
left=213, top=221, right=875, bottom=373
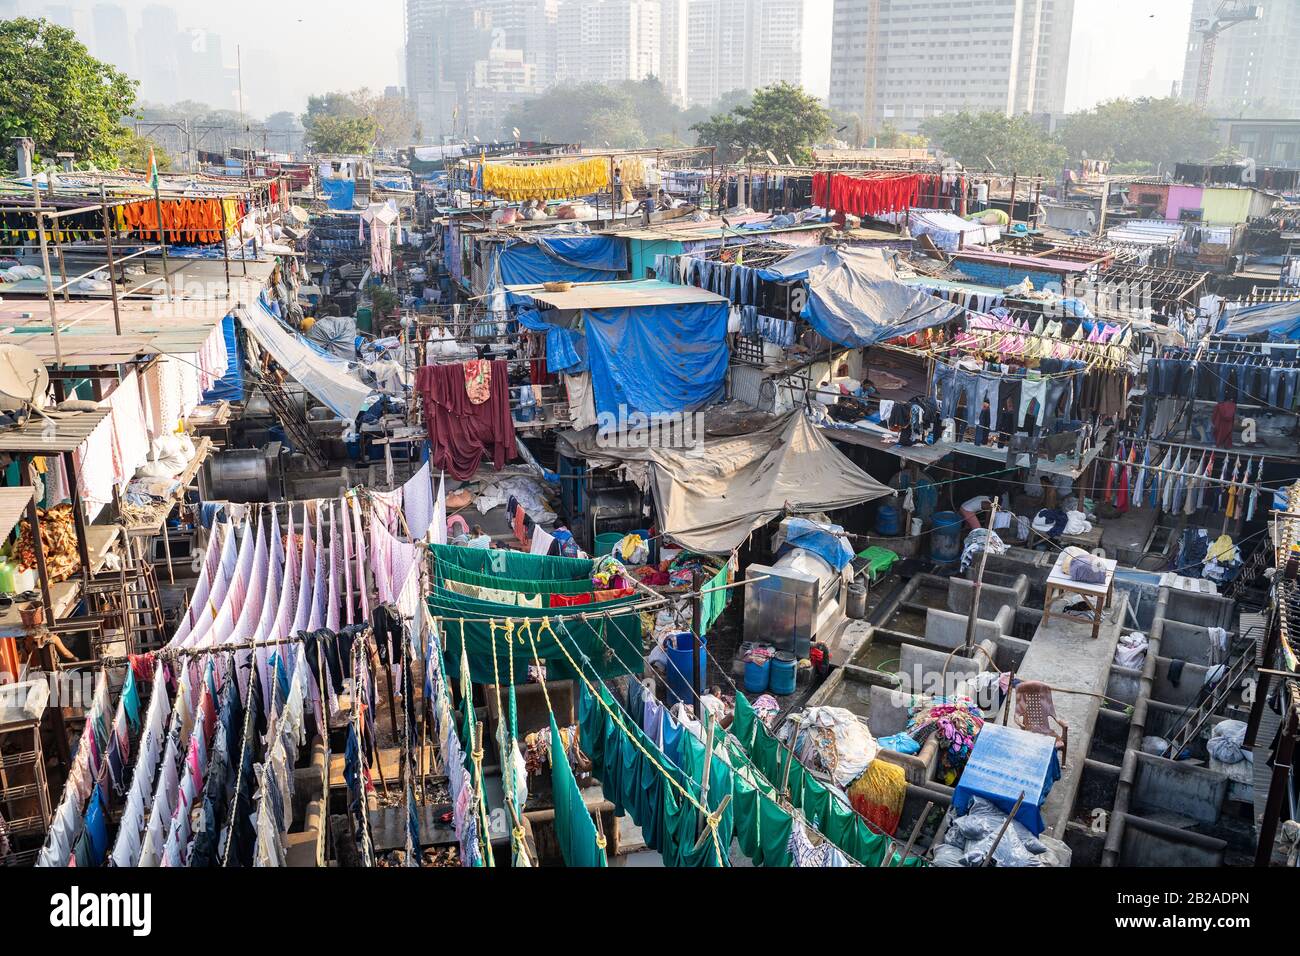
left=730, top=692, right=927, bottom=868
left=549, top=715, right=607, bottom=867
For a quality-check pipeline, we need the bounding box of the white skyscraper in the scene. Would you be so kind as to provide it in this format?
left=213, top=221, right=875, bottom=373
left=685, top=0, right=805, bottom=108
left=554, top=0, right=662, bottom=86
left=659, top=0, right=688, bottom=105
left=828, top=0, right=1075, bottom=134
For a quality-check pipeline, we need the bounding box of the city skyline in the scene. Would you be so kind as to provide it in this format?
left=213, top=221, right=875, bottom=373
left=8, top=0, right=1265, bottom=131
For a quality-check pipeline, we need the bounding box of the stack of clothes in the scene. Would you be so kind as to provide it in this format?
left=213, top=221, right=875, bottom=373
left=905, top=696, right=985, bottom=786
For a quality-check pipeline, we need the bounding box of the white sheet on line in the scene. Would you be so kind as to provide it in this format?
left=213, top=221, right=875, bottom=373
left=239, top=295, right=374, bottom=420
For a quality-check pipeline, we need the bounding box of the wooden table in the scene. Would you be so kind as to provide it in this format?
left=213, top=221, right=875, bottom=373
left=1041, top=551, right=1117, bottom=641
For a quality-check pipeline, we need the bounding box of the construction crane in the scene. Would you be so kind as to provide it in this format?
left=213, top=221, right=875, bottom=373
left=1192, top=1, right=1264, bottom=108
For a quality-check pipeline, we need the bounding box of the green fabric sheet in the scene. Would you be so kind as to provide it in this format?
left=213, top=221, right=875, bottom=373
left=430, top=543, right=595, bottom=581
left=550, top=715, right=608, bottom=867
left=428, top=591, right=644, bottom=685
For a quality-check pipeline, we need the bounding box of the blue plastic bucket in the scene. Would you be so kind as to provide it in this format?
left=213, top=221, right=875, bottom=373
left=876, top=503, right=901, bottom=536
left=744, top=658, right=771, bottom=694
left=931, top=511, right=964, bottom=563
left=770, top=654, right=797, bottom=696
left=664, top=632, right=706, bottom=707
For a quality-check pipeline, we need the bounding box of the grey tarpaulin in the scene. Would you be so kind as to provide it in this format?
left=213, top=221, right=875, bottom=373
left=305, top=316, right=359, bottom=359
left=559, top=410, right=893, bottom=554
left=758, top=246, right=967, bottom=347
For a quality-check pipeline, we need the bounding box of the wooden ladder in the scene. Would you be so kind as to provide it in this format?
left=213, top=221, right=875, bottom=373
left=85, top=560, right=168, bottom=657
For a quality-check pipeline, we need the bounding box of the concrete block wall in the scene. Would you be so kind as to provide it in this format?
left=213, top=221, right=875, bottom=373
left=1152, top=656, right=1212, bottom=707
left=923, top=607, right=1010, bottom=650
left=1161, top=620, right=1224, bottom=666
left=1163, top=589, right=1234, bottom=629
left=946, top=575, right=1029, bottom=620
left=1131, top=752, right=1228, bottom=826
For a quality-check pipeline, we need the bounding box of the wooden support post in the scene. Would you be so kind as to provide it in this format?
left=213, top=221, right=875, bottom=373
left=1255, top=698, right=1297, bottom=866
left=980, top=790, right=1026, bottom=866
left=963, top=502, right=999, bottom=659
left=99, top=186, right=124, bottom=336
left=32, top=184, right=63, bottom=368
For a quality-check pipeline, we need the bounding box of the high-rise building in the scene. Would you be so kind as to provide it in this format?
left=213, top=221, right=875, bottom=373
left=555, top=0, right=661, bottom=86
left=685, top=0, right=804, bottom=107
left=1181, top=0, right=1300, bottom=119
left=135, top=4, right=182, bottom=103
left=659, top=0, right=688, bottom=105
left=828, top=0, right=1075, bottom=135
left=405, top=0, right=555, bottom=141
left=91, top=3, right=135, bottom=77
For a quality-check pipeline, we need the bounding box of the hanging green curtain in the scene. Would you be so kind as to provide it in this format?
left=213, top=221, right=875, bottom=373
left=428, top=594, right=644, bottom=684
left=700, top=561, right=732, bottom=635
left=430, top=543, right=595, bottom=581
left=434, top=561, right=597, bottom=597
left=729, top=692, right=928, bottom=868
left=549, top=715, right=607, bottom=867
left=575, top=678, right=728, bottom=867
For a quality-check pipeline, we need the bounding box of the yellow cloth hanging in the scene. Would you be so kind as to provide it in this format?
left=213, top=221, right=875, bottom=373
left=481, top=157, right=612, bottom=201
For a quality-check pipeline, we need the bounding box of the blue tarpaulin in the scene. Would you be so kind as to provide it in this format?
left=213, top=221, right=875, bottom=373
left=498, top=234, right=627, bottom=288
left=202, top=312, right=245, bottom=403
left=583, top=301, right=729, bottom=418
left=1217, top=300, right=1300, bottom=339
left=779, top=517, right=855, bottom=571
left=516, top=308, right=588, bottom=374
left=321, top=179, right=356, bottom=211
left=759, top=246, right=966, bottom=347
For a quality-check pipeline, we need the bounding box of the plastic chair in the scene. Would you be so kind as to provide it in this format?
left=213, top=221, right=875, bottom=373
left=1013, top=681, right=1068, bottom=762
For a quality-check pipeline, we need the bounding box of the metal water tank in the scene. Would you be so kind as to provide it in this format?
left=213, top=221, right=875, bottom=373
left=200, top=443, right=287, bottom=503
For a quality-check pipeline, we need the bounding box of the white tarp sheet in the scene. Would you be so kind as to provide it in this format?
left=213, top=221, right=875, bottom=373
left=239, top=295, right=374, bottom=420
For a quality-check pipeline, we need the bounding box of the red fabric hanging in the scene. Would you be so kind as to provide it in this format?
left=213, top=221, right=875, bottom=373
left=813, top=172, right=923, bottom=218
left=415, top=360, right=519, bottom=481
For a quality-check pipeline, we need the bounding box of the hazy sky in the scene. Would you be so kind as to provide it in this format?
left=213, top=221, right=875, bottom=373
left=21, top=0, right=1195, bottom=117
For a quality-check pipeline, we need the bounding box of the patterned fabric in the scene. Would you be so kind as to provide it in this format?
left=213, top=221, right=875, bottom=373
left=465, top=360, right=492, bottom=405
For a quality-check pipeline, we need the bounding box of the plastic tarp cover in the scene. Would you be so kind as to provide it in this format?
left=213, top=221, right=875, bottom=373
left=306, top=315, right=359, bottom=358
left=565, top=412, right=893, bottom=554
left=583, top=300, right=730, bottom=418
left=951, top=723, right=1061, bottom=837
left=758, top=246, right=966, bottom=347
left=779, top=517, right=855, bottom=572
left=202, top=312, right=245, bottom=403
left=320, top=179, right=356, bottom=211
left=239, top=294, right=375, bottom=421
left=1217, top=299, right=1300, bottom=339
left=516, top=308, right=588, bottom=373
left=498, top=234, right=627, bottom=288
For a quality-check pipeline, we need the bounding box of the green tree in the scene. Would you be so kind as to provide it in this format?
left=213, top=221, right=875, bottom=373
left=692, top=82, right=830, bottom=164
left=302, top=88, right=418, bottom=154
left=920, top=111, right=1066, bottom=175
left=1057, top=97, right=1219, bottom=171
left=873, top=122, right=928, bottom=149
left=304, top=114, right=378, bottom=154
left=502, top=83, right=753, bottom=150
left=116, top=132, right=173, bottom=172
left=503, top=83, right=642, bottom=147
left=0, top=17, right=137, bottom=167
